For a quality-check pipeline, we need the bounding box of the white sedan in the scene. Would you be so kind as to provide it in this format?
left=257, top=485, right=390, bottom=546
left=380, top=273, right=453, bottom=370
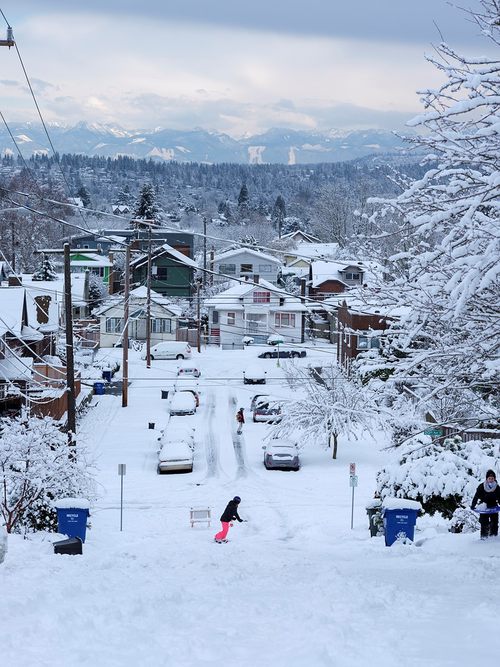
left=157, top=440, right=194, bottom=474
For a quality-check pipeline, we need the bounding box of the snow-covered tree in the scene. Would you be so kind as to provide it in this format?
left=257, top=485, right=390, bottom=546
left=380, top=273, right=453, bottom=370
left=376, top=434, right=500, bottom=519
left=133, top=182, right=161, bottom=225
left=271, top=195, right=286, bottom=237
left=274, top=364, right=381, bottom=458
left=32, top=256, right=57, bottom=281
left=0, top=415, right=96, bottom=533
left=369, top=0, right=500, bottom=403
left=237, top=183, right=249, bottom=210
left=88, top=273, right=108, bottom=311
left=76, top=185, right=91, bottom=208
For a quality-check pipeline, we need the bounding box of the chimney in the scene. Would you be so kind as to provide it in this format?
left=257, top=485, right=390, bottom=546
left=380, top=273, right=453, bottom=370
left=8, top=275, right=22, bottom=287
left=253, top=274, right=260, bottom=284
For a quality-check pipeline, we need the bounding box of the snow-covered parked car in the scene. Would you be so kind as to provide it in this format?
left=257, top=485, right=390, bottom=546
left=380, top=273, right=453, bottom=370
left=157, top=424, right=196, bottom=451
left=157, top=440, right=194, bottom=474
left=142, top=341, right=192, bottom=360
left=243, top=364, right=267, bottom=385
left=176, top=364, right=201, bottom=378
left=174, top=379, right=200, bottom=407
left=169, top=392, right=197, bottom=416
left=263, top=439, right=300, bottom=471
left=253, top=399, right=282, bottom=423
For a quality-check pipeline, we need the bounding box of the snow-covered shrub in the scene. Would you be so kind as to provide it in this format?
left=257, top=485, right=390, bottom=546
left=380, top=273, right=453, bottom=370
left=376, top=435, right=500, bottom=519
left=0, top=416, right=96, bottom=533
left=450, top=507, right=479, bottom=534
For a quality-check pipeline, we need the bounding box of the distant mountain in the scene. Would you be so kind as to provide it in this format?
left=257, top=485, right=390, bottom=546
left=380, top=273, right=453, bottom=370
left=0, top=122, right=407, bottom=164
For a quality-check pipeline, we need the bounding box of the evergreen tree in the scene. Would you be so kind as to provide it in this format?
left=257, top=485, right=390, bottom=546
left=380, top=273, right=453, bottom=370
left=237, top=183, right=249, bottom=209
left=133, top=182, right=161, bottom=224
left=271, top=195, right=286, bottom=238
left=76, top=185, right=91, bottom=208
left=32, top=256, right=57, bottom=281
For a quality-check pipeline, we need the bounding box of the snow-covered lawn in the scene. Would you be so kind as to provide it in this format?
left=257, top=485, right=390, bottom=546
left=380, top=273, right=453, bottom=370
left=0, top=345, right=497, bottom=666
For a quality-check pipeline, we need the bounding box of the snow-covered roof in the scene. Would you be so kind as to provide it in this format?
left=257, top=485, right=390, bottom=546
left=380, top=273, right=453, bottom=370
left=214, top=247, right=281, bottom=265
left=289, top=242, right=341, bottom=262
left=0, top=287, right=26, bottom=337
left=22, top=273, right=88, bottom=309
left=280, top=230, right=321, bottom=243
left=310, top=260, right=384, bottom=288
left=94, top=286, right=182, bottom=317
left=323, top=290, right=410, bottom=319
left=70, top=253, right=113, bottom=268
left=0, top=354, right=33, bottom=381
left=131, top=244, right=197, bottom=270
left=205, top=277, right=307, bottom=312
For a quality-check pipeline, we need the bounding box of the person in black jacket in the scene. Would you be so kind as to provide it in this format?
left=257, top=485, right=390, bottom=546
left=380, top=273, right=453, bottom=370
left=214, top=496, right=244, bottom=542
left=471, top=469, right=500, bottom=539
left=236, top=408, right=245, bottom=435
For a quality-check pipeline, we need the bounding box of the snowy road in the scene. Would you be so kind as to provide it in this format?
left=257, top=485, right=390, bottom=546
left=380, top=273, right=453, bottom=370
left=1, top=347, right=497, bottom=667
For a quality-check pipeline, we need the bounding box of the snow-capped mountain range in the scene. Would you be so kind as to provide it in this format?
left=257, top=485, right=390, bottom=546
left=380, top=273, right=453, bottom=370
left=0, top=122, right=407, bottom=164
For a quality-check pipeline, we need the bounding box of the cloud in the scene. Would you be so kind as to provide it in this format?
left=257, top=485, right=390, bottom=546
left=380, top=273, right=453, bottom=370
left=0, top=80, right=21, bottom=87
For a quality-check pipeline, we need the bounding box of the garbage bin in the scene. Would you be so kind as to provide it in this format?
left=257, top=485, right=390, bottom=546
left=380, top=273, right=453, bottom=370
left=148, top=422, right=155, bottom=430
left=366, top=499, right=383, bottom=537
left=53, top=498, right=90, bottom=543
left=53, top=537, right=83, bottom=555
left=93, top=382, right=105, bottom=395
left=382, top=498, right=422, bottom=546
left=102, top=369, right=112, bottom=382
left=161, top=390, right=169, bottom=399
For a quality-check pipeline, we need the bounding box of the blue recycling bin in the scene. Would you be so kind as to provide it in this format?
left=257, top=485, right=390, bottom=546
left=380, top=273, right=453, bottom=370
left=56, top=506, right=90, bottom=543
left=93, top=382, right=105, bottom=395
left=383, top=507, right=419, bottom=546
left=102, top=370, right=112, bottom=382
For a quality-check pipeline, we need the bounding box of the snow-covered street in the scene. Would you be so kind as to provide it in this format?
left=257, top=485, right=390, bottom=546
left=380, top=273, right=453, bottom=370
left=0, top=346, right=496, bottom=667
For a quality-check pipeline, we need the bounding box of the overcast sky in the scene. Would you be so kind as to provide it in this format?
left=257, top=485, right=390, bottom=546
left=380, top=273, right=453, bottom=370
left=0, top=0, right=487, bottom=136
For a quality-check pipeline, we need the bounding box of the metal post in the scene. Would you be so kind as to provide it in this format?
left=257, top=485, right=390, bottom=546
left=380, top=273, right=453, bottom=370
left=351, top=484, right=355, bottom=530
left=122, top=244, right=130, bottom=407
left=63, top=243, right=76, bottom=439
left=146, top=228, right=152, bottom=369
left=120, top=472, right=124, bottom=531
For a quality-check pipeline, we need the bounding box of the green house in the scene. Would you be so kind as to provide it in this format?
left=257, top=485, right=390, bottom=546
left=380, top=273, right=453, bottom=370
left=70, top=252, right=113, bottom=285
left=130, top=244, right=197, bottom=298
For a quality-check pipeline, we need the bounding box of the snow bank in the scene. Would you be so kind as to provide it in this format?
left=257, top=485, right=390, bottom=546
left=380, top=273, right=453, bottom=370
left=0, top=526, right=7, bottom=564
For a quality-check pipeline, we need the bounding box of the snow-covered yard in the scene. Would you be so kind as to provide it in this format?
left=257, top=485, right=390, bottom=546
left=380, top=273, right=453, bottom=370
left=0, top=344, right=497, bottom=667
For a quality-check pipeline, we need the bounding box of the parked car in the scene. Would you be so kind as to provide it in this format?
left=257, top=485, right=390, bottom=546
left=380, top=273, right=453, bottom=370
left=267, top=334, right=285, bottom=345
left=157, top=440, right=194, bottom=474
left=174, top=379, right=200, bottom=407
left=263, top=439, right=300, bottom=471
left=253, top=399, right=282, bottom=423
left=258, top=348, right=306, bottom=359
left=250, top=393, right=269, bottom=410
left=243, top=364, right=267, bottom=385
left=177, top=364, right=201, bottom=378
left=142, top=341, right=192, bottom=360
left=157, top=424, right=196, bottom=451
left=169, top=392, right=197, bottom=415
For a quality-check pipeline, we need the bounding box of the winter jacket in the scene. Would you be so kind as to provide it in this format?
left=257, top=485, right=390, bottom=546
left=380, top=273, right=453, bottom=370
left=471, top=482, right=500, bottom=509
left=220, top=500, right=243, bottom=523
left=236, top=410, right=245, bottom=424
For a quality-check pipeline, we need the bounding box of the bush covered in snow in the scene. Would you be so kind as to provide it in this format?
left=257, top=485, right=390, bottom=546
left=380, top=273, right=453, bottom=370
left=376, top=435, right=500, bottom=519
left=0, top=415, right=96, bottom=533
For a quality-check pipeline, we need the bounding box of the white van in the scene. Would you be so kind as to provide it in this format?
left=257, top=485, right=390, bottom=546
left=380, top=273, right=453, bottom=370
left=142, top=342, right=192, bottom=360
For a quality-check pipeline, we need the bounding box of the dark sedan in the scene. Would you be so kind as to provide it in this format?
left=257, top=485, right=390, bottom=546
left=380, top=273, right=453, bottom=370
left=258, top=348, right=306, bottom=359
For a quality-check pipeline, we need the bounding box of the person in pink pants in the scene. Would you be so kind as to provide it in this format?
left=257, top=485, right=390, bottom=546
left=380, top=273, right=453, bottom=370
left=214, top=496, right=244, bottom=542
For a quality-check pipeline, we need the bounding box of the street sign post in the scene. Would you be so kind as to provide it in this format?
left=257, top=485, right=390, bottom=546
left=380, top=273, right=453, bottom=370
left=118, top=464, right=126, bottom=531
left=349, top=463, right=357, bottom=529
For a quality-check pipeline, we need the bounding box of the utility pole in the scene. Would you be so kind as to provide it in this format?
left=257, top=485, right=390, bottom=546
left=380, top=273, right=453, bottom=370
left=63, top=243, right=76, bottom=439
left=203, top=216, right=207, bottom=287
left=196, top=279, right=202, bottom=354
left=122, top=244, right=130, bottom=407
left=146, top=227, right=152, bottom=368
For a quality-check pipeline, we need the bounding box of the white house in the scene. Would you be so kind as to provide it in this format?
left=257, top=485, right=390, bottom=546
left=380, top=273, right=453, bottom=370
left=95, top=286, right=182, bottom=347
left=205, top=278, right=307, bottom=346
left=212, top=248, right=282, bottom=285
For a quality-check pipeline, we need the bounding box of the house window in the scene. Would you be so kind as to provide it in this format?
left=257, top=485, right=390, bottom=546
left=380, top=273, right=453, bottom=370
left=357, top=335, right=380, bottom=350
left=219, top=263, right=236, bottom=274
left=275, top=313, right=296, bottom=328
left=227, top=312, right=236, bottom=326
left=155, top=267, right=168, bottom=281
left=259, top=264, right=272, bottom=272
left=105, top=317, right=123, bottom=333
left=345, top=272, right=361, bottom=281
left=253, top=291, right=271, bottom=303
left=213, top=311, right=219, bottom=324
left=240, top=263, right=253, bottom=273
left=151, top=318, right=172, bottom=334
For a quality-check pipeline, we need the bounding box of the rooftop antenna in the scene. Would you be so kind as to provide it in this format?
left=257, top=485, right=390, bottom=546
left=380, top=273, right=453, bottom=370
left=0, top=25, right=14, bottom=48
